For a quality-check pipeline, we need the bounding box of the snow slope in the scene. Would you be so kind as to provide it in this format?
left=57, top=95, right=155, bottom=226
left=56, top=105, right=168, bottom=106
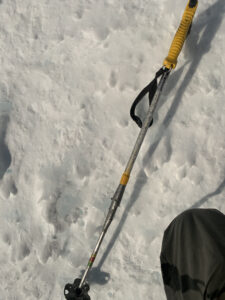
left=0, top=0, right=225, bottom=299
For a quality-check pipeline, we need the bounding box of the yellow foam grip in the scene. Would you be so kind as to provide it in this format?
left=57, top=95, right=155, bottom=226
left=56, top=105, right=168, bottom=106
left=163, top=1, right=198, bottom=69
left=120, top=172, right=130, bottom=186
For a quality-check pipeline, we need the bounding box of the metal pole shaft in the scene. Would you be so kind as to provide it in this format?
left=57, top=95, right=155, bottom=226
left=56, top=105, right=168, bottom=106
left=125, top=70, right=170, bottom=174
left=79, top=69, right=170, bottom=288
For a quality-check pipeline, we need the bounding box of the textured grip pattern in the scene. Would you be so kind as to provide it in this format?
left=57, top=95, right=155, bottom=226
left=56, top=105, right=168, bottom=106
left=163, top=1, right=198, bottom=69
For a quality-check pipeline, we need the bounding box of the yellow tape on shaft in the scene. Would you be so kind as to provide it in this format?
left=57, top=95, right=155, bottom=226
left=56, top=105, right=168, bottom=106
left=120, top=172, right=130, bottom=186
left=163, top=0, right=198, bottom=69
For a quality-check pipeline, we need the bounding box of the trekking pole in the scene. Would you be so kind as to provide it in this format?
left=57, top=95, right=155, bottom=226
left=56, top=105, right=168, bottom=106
left=64, top=1, right=198, bottom=299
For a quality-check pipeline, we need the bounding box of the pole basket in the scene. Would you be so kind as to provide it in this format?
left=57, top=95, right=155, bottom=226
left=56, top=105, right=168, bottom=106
left=64, top=278, right=91, bottom=300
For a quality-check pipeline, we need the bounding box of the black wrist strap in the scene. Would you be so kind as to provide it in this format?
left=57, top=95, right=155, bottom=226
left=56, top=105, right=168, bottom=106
left=130, top=67, right=166, bottom=128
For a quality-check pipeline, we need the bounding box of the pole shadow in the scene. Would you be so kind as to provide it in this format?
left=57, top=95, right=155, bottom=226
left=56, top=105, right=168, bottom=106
left=86, top=0, right=225, bottom=285
left=0, top=110, right=11, bottom=180
left=190, top=178, right=225, bottom=209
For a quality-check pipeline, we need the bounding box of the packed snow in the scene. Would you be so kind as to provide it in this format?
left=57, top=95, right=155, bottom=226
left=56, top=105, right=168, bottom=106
left=0, top=0, right=225, bottom=299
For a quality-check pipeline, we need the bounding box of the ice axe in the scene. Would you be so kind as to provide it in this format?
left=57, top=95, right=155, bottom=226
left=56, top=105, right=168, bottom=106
left=64, top=1, right=198, bottom=299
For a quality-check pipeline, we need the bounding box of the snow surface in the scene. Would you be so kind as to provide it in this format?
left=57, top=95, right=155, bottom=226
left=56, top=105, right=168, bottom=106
left=0, top=0, right=225, bottom=299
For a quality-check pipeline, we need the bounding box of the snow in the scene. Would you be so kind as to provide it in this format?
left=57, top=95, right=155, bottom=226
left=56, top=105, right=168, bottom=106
left=0, top=0, right=225, bottom=299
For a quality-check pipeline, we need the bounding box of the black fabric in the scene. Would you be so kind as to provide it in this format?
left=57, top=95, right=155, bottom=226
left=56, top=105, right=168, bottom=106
left=160, top=208, right=225, bottom=300
left=130, top=68, right=166, bottom=128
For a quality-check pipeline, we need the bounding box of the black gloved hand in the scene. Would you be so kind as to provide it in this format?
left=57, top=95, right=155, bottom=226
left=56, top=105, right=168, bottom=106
left=64, top=278, right=91, bottom=300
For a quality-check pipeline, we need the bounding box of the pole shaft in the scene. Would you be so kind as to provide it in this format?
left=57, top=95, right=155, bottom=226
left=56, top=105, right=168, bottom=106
left=125, top=70, right=170, bottom=175
left=79, top=69, right=170, bottom=288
